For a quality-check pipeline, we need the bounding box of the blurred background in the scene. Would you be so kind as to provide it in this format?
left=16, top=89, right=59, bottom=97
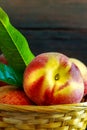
left=0, top=0, right=87, bottom=64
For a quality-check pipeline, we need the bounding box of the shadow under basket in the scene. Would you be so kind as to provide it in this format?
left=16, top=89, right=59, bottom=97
left=0, top=102, right=87, bottom=130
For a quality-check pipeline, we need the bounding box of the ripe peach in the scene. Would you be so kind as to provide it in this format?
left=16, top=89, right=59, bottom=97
left=70, top=58, right=87, bottom=95
left=0, top=54, right=8, bottom=64
left=0, top=54, right=8, bottom=86
left=0, top=85, right=33, bottom=105
left=23, top=52, right=84, bottom=105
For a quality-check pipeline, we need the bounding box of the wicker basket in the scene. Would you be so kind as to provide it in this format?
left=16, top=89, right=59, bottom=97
left=0, top=102, right=87, bottom=130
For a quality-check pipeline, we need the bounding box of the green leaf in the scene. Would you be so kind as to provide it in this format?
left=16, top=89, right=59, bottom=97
left=0, top=63, right=23, bottom=87
left=0, top=7, right=35, bottom=73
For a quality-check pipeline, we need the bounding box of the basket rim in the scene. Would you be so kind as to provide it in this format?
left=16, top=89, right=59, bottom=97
left=0, top=102, right=87, bottom=113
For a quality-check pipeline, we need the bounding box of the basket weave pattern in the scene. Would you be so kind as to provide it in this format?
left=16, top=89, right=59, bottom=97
left=0, top=103, right=87, bottom=130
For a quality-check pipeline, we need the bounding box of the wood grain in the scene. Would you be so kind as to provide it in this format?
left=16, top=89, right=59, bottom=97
left=0, top=0, right=87, bottom=28
left=20, top=28, right=87, bottom=65
left=0, top=0, right=87, bottom=64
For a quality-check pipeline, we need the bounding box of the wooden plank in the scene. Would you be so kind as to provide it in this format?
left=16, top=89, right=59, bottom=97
left=0, top=0, right=87, bottom=28
left=19, top=29, right=87, bottom=64
left=0, top=28, right=87, bottom=63
left=0, top=1, right=87, bottom=64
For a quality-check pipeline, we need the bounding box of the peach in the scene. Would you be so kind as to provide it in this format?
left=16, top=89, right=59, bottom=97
left=0, top=54, right=8, bottom=64
left=70, top=58, right=87, bottom=95
left=0, top=54, right=8, bottom=86
left=0, top=85, right=34, bottom=105
left=23, top=52, right=84, bottom=105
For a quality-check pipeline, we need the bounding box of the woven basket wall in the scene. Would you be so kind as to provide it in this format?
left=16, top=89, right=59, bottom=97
left=0, top=102, right=87, bottom=130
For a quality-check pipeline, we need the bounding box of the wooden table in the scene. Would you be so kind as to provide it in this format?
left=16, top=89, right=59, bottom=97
left=0, top=0, right=87, bottom=64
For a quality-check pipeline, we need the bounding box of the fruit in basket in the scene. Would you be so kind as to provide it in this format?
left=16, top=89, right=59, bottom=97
left=0, top=85, right=33, bottom=105
left=70, top=58, right=87, bottom=95
left=0, top=54, right=8, bottom=86
left=0, top=54, right=8, bottom=64
left=23, top=52, right=84, bottom=105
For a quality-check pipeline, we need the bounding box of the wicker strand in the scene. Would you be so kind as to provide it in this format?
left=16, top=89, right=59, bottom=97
left=0, top=103, right=87, bottom=130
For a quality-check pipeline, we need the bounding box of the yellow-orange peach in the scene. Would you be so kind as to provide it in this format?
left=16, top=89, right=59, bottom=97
left=0, top=85, right=34, bottom=105
left=23, top=52, right=84, bottom=105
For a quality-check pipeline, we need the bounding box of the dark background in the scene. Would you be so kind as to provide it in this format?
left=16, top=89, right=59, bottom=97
left=0, top=0, right=87, bottom=64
